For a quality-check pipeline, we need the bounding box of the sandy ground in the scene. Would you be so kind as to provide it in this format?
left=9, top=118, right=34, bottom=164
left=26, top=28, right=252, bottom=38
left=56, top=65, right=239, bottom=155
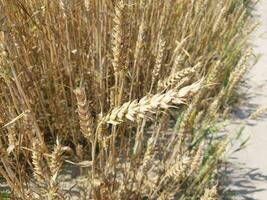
left=227, top=1, right=267, bottom=199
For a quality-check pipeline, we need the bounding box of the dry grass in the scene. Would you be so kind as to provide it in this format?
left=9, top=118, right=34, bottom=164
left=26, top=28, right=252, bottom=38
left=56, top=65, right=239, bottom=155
left=0, top=0, right=256, bottom=199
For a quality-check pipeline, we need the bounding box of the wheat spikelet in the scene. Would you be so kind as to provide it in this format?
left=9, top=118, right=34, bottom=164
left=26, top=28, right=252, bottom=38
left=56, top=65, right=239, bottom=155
left=200, top=186, right=217, bottom=200
left=105, top=81, right=202, bottom=125
left=159, top=62, right=201, bottom=89
left=74, top=87, right=94, bottom=142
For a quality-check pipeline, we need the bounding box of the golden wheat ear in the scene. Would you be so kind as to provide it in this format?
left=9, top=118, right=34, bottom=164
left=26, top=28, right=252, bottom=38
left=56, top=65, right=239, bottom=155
left=104, top=80, right=203, bottom=125
left=200, top=186, right=218, bottom=200
left=74, top=87, right=95, bottom=143
left=158, top=62, right=201, bottom=90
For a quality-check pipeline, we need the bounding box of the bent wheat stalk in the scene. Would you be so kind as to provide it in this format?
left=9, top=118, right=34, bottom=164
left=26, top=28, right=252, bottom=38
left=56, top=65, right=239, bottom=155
left=105, top=81, right=202, bottom=125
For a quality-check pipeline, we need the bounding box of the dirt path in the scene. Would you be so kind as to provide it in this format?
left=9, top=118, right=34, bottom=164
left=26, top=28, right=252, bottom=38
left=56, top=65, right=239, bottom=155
left=227, top=1, right=267, bottom=199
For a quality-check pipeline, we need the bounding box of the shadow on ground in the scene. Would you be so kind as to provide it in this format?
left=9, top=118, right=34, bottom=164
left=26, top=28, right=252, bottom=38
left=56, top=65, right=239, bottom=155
left=219, top=160, right=267, bottom=200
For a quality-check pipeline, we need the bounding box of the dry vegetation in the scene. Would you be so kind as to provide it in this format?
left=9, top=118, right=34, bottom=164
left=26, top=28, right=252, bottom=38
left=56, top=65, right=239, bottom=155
left=0, top=0, right=256, bottom=199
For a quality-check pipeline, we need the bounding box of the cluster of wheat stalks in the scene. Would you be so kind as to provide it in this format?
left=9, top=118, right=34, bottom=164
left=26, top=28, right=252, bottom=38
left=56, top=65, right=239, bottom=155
left=0, top=0, right=255, bottom=199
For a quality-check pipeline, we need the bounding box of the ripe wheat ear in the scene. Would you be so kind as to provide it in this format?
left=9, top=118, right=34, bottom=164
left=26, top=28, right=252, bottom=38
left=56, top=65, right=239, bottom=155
left=105, top=80, right=202, bottom=125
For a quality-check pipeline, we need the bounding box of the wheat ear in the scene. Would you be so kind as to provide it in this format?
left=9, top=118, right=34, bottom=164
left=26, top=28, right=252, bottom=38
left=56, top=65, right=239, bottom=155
left=50, top=139, right=62, bottom=177
left=164, top=156, right=190, bottom=181
left=250, top=106, right=267, bottom=119
left=151, top=37, right=166, bottom=87
left=105, top=81, right=202, bottom=125
left=111, top=0, right=124, bottom=72
left=226, top=48, right=252, bottom=98
left=32, top=140, right=45, bottom=183
left=48, top=139, right=62, bottom=200
left=158, top=62, right=201, bottom=90
left=141, top=136, right=155, bottom=173
left=200, top=186, right=217, bottom=200
left=189, top=143, right=203, bottom=175
left=212, top=3, right=226, bottom=34
left=74, top=87, right=94, bottom=142
left=151, top=156, right=190, bottom=199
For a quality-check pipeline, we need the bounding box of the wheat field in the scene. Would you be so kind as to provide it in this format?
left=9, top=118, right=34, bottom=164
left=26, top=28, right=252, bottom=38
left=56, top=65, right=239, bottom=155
left=0, top=0, right=256, bottom=199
